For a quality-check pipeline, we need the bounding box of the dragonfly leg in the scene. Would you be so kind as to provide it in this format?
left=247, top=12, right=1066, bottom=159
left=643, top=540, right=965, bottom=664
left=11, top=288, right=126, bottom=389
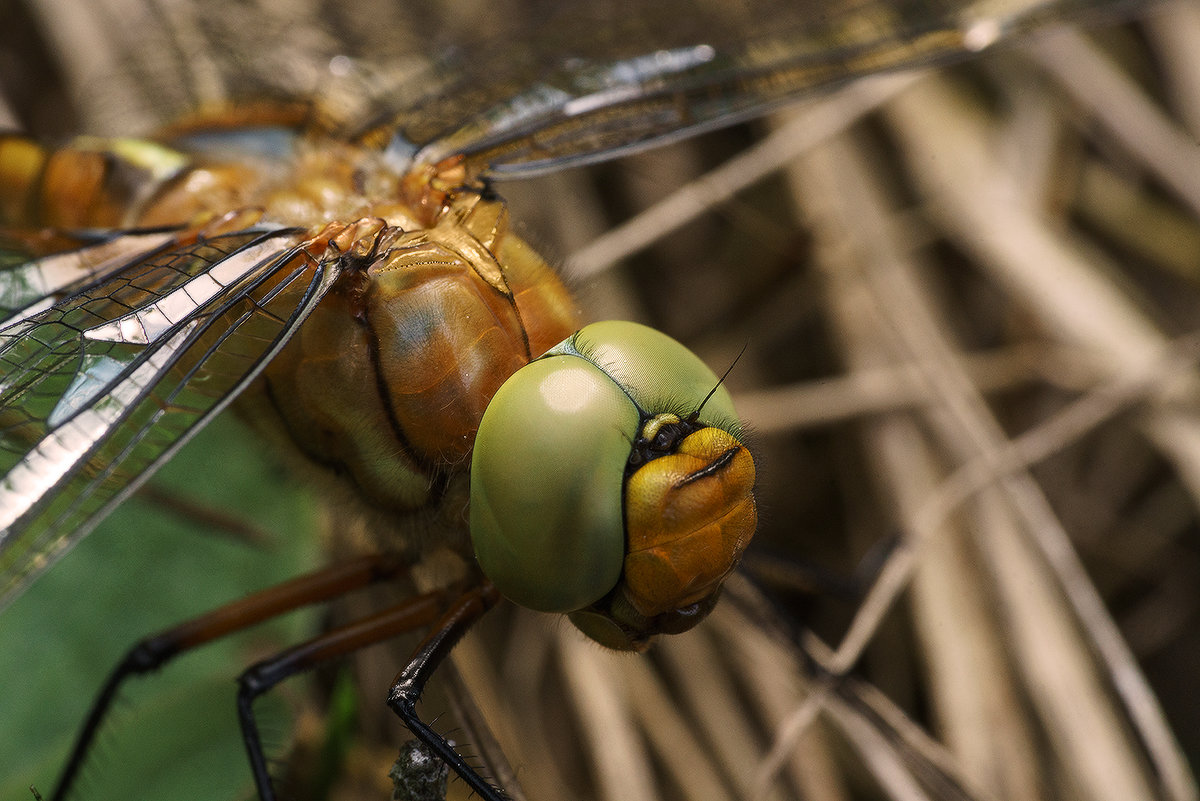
left=237, top=586, right=463, bottom=801
left=388, top=581, right=504, bottom=801
left=52, top=551, right=410, bottom=801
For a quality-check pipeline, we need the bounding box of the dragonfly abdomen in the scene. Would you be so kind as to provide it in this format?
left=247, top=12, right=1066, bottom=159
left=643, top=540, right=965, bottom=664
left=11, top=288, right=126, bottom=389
left=0, top=134, right=196, bottom=229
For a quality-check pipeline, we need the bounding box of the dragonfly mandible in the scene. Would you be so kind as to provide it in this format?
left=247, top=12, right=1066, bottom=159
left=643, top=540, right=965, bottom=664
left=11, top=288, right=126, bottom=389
left=0, top=1, right=1168, bottom=799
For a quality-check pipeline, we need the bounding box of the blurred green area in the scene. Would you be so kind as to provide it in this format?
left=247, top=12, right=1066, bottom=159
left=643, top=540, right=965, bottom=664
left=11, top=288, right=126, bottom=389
left=0, top=413, right=319, bottom=801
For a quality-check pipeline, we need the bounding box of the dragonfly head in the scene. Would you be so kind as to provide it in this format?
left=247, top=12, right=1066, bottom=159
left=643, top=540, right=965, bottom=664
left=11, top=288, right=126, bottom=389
left=470, top=321, right=757, bottom=652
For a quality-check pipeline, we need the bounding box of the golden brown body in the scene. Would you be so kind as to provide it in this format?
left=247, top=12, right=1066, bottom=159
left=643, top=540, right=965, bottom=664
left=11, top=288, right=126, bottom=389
left=0, top=129, right=580, bottom=542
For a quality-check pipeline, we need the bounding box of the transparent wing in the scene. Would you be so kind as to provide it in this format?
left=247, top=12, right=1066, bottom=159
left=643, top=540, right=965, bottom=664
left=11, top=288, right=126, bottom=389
left=380, top=0, right=1146, bottom=177
left=0, top=228, right=182, bottom=326
left=0, top=224, right=338, bottom=606
left=8, top=1, right=1146, bottom=177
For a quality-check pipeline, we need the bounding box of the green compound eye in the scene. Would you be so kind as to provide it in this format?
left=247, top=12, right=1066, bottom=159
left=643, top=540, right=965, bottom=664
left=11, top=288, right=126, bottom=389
left=470, top=320, right=745, bottom=615
left=470, top=351, right=637, bottom=612
left=553, top=320, right=740, bottom=432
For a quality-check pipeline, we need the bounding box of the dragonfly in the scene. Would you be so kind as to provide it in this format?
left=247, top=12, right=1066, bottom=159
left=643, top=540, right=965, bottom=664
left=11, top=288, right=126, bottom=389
left=0, top=1, right=1183, bottom=800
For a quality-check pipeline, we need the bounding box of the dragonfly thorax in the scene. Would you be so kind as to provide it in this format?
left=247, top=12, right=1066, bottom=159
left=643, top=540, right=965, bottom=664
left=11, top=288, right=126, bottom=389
left=235, top=187, right=580, bottom=529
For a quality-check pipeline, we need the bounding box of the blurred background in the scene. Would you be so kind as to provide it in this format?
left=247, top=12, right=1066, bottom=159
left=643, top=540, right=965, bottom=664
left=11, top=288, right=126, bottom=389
left=0, top=1, right=1197, bottom=800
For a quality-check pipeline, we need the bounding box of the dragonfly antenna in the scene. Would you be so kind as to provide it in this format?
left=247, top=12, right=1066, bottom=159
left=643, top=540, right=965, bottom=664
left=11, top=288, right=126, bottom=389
left=692, top=342, right=748, bottom=420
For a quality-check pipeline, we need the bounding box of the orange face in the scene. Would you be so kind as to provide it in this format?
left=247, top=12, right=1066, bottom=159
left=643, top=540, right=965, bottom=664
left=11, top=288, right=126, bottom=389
left=622, top=425, right=757, bottom=617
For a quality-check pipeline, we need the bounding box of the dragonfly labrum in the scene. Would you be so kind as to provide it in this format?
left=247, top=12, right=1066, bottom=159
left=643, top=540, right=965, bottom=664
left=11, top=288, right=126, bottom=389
left=0, top=1, right=1175, bottom=800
